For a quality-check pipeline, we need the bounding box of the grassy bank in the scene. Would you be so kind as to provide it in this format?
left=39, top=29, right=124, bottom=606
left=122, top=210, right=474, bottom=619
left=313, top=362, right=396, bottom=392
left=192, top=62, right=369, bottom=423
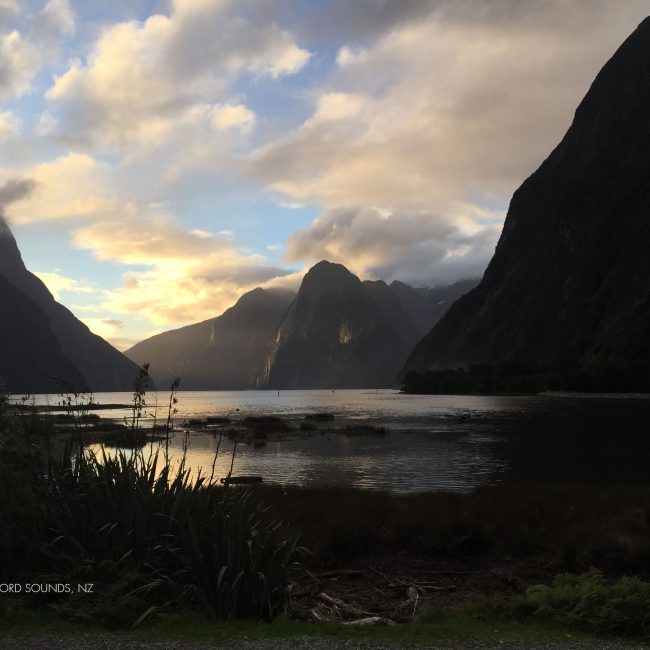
left=1, top=592, right=648, bottom=647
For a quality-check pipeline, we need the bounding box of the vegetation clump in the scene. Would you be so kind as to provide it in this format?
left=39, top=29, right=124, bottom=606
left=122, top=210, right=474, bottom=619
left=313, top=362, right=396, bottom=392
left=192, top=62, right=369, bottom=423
left=304, top=413, right=335, bottom=422
left=340, top=424, right=387, bottom=436
left=0, top=373, right=294, bottom=628
left=206, top=416, right=230, bottom=425
left=242, top=416, right=290, bottom=432
left=42, top=449, right=293, bottom=626
left=471, top=571, right=650, bottom=638
left=402, top=361, right=650, bottom=394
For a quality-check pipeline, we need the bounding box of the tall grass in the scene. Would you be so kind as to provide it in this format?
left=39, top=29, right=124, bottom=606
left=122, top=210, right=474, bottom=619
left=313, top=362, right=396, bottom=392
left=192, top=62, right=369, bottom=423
left=42, top=448, right=293, bottom=625
left=0, top=373, right=295, bottom=627
left=0, top=383, right=49, bottom=579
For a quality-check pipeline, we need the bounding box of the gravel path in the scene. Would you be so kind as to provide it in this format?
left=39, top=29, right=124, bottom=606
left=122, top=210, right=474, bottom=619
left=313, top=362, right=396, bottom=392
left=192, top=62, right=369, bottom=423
left=0, top=635, right=648, bottom=649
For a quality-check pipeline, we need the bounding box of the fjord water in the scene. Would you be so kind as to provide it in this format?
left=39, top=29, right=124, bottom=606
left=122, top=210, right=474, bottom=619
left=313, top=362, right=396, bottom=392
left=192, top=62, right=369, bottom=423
left=35, top=389, right=650, bottom=493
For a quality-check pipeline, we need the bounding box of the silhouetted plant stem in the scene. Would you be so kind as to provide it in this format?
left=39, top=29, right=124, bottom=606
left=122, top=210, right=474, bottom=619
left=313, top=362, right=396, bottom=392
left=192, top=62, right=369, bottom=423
left=209, top=407, right=239, bottom=484
left=227, top=428, right=239, bottom=482
left=164, top=378, right=181, bottom=466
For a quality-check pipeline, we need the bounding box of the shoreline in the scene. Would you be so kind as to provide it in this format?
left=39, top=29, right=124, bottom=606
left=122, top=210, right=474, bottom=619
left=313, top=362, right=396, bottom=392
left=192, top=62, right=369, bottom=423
left=537, top=390, right=650, bottom=399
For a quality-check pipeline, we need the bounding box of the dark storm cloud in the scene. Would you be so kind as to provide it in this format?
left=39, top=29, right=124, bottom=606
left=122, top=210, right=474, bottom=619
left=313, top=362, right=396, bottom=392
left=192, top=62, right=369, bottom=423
left=0, top=179, right=37, bottom=230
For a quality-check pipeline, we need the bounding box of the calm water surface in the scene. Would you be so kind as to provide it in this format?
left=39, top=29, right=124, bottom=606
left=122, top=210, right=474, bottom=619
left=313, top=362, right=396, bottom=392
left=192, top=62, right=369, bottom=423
left=29, top=389, right=650, bottom=493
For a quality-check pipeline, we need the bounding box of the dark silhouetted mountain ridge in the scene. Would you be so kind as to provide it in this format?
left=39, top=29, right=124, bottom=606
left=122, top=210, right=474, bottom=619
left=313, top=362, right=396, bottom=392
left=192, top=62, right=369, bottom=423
left=264, top=261, right=476, bottom=388
left=0, top=218, right=143, bottom=392
left=402, top=17, right=650, bottom=392
left=128, top=262, right=477, bottom=390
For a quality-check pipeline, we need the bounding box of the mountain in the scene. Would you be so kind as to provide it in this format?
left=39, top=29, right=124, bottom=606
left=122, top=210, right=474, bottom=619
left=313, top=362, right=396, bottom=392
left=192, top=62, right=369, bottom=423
left=127, top=262, right=476, bottom=390
left=0, top=274, right=86, bottom=394
left=126, top=288, right=295, bottom=390
left=0, top=218, right=143, bottom=392
left=264, top=261, right=476, bottom=389
left=402, top=18, right=650, bottom=392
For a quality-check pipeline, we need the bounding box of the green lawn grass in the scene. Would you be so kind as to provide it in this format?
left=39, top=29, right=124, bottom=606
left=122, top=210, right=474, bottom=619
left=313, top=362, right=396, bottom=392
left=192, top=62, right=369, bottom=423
left=0, top=602, right=638, bottom=647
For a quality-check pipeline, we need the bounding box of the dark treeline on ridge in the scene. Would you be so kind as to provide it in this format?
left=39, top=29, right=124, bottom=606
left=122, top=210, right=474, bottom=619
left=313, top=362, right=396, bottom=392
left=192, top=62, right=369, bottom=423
left=402, top=361, right=650, bottom=395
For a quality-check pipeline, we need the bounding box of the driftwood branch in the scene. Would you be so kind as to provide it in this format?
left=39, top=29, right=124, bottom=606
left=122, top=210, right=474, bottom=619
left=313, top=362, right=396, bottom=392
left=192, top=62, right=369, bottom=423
left=317, top=592, right=375, bottom=617
left=342, top=616, right=396, bottom=626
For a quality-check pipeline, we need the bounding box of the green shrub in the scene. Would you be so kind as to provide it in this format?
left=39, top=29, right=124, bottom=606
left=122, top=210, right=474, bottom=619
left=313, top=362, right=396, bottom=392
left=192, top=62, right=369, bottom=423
left=472, top=571, right=650, bottom=638
left=526, top=571, right=650, bottom=637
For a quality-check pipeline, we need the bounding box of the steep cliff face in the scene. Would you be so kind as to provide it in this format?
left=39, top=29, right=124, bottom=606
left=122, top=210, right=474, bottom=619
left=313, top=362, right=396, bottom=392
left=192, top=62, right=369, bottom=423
left=0, top=274, right=85, bottom=393
left=127, top=261, right=476, bottom=390
left=0, top=219, right=142, bottom=392
left=403, top=17, right=650, bottom=389
left=126, top=288, right=294, bottom=390
left=264, top=261, right=473, bottom=388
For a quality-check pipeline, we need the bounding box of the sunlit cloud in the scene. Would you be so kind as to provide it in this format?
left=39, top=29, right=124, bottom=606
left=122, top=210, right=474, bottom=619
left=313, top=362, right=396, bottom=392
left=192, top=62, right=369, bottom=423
left=285, top=205, right=502, bottom=285
left=78, top=316, right=139, bottom=351
left=33, top=270, right=94, bottom=300
left=73, top=217, right=292, bottom=327
left=251, top=0, right=650, bottom=284
left=211, top=103, right=256, bottom=132
left=0, top=30, right=40, bottom=100
left=44, top=0, right=309, bottom=153
left=0, top=0, right=648, bottom=345
left=1, top=153, right=137, bottom=223
left=0, top=0, right=74, bottom=100
left=0, top=111, right=20, bottom=138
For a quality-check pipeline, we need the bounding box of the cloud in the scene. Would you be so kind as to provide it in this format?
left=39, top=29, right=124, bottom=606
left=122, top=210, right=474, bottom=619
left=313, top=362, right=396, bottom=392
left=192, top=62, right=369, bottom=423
left=45, top=0, right=309, bottom=152
left=33, top=270, right=93, bottom=300
left=0, top=111, right=20, bottom=139
left=0, top=153, right=137, bottom=223
left=31, top=0, right=75, bottom=41
left=0, top=178, right=36, bottom=242
left=211, top=103, right=256, bottom=132
left=285, top=206, right=501, bottom=285
left=78, top=316, right=138, bottom=351
left=73, top=216, right=292, bottom=326
left=288, top=0, right=438, bottom=45
left=0, top=0, right=19, bottom=13
left=0, top=30, right=40, bottom=100
left=0, top=179, right=35, bottom=239
left=0, top=177, right=36, bottom=211
left=73, top=217, right=233, bottom=266
left=251, top=0, right=650, bottom=283
left=0, top=1, right=74, bottom=101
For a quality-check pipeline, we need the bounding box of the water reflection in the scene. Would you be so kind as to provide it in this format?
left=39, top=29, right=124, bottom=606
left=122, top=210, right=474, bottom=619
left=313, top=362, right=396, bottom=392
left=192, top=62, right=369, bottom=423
left=34, top=389, right=650, bottom=493
left=86, top=427, right=505, bottom=493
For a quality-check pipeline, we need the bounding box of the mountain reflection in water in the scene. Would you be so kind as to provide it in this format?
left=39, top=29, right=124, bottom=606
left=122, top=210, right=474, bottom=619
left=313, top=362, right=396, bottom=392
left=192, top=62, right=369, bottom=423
left=32, top=389, right=650, bottom=493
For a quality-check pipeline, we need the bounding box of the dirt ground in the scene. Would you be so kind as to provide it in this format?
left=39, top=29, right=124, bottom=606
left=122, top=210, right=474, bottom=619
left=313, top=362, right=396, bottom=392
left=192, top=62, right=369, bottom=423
left=288, top=554, right=549, bottom=624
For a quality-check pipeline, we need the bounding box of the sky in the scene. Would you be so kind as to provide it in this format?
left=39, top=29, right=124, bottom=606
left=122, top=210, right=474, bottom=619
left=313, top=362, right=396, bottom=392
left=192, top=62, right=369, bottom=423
left=0, top=0, right=648, bottom=350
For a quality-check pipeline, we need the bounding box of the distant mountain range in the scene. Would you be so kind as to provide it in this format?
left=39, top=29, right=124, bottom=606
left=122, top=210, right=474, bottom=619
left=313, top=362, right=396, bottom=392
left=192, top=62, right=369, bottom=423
left=0, top=218, right=143, bottom=393
left=127, top=261, right=477, bottom=390
left=402, top=17, right=650, bottom=393
left=127, top=287, right=295, bottom=390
